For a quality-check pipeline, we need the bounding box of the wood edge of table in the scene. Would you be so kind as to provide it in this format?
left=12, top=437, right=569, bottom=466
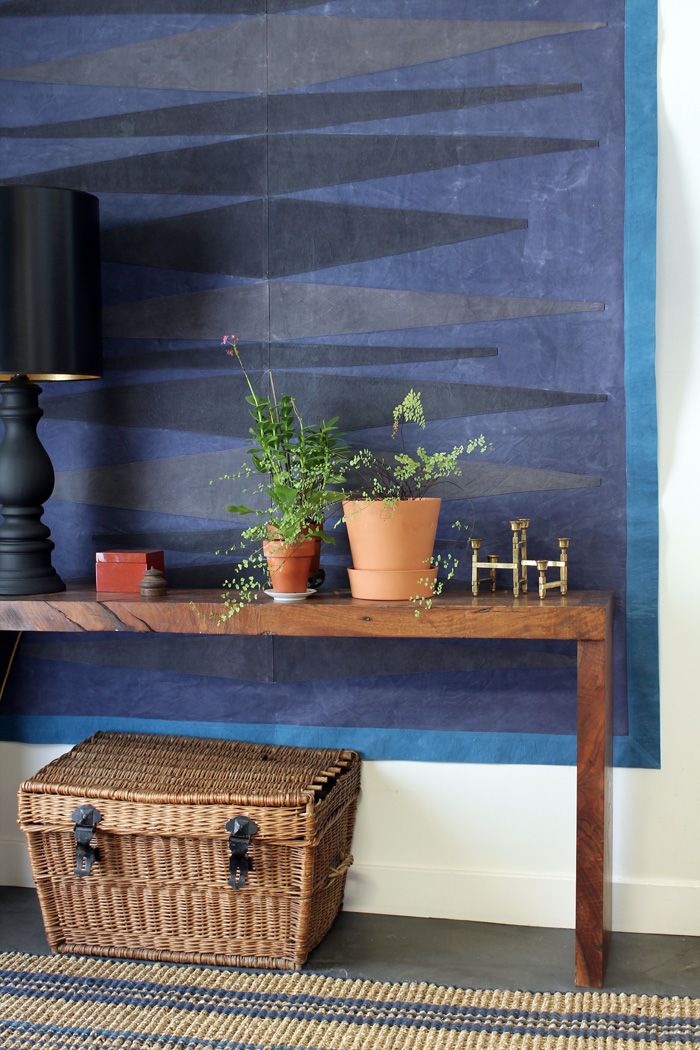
left=0, top=587, right=614, bottom=638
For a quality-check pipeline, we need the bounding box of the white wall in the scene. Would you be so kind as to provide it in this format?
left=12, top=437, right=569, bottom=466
left=1, top=0, right=699, bottom=936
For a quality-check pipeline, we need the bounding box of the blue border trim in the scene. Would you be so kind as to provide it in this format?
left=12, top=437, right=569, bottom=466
left=0, top=714, right=650, bottom=766
left=0, top=715, right=581, bottom=764
left=0, top=714, right=654, bottom=767
left=624, top=0, right=660, bottom=767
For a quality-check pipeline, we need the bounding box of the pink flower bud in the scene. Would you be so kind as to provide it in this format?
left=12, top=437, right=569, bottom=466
left=221, top=333, right=240, bottom=355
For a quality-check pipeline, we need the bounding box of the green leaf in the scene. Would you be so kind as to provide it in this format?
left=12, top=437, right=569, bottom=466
left=225, top=503, right=261, bottom=515
left=271, top=483, right=298, bottom=511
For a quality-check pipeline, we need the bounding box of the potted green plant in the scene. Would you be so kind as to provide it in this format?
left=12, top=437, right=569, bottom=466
left=342, top=390, right=487, bottom=601
left=217, top=335, right=348, bottom=613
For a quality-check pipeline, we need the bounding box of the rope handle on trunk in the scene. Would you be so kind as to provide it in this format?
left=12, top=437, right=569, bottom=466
left=325, top=853, right=353, bottom=887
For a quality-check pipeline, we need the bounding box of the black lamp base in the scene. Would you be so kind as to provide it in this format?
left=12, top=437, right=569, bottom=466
left=0, top=375, right=65, bottom=596
left=0, top=559, right=65, bottom=596
left=0, top=570, right=65, bottom=597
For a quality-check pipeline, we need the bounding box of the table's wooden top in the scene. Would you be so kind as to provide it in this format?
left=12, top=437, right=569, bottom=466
left=0, top=587, right=613, bottom=639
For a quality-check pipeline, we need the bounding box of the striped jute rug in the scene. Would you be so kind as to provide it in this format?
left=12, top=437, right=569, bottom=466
left=0, top=951, right=697, bottom=1049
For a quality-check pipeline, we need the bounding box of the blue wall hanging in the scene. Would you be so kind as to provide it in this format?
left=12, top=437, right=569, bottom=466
left=0, top=0, right=658, bottom=768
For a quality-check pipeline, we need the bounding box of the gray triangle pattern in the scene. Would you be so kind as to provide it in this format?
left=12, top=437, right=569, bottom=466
left=54, top=449, right=601, bottom=521
left=0, top=18, right=267, bottom=93
left=104, top=284, right=270, bottom=342
left=102, top=200, right=527, bottom=278
left=269, top=283, right=605, bottom=340
left=0, top=17, right=604, bottom=93
left=101, top=283, right=603, bottom=342
left=0, top=85, right=581, bottom=139
left=44, top=371, right=606, bottom=437
left=4, top=133, right=596, bottom=197
left=268, top=17, right=606, bottom=91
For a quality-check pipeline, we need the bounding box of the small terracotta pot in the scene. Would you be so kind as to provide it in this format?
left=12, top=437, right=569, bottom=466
left=263, top=536, right=317, bottom=593
left=343, top=498, right=441, bottom=600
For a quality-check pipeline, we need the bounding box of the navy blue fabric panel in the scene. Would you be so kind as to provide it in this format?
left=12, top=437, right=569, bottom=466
left=0, top=0, right=658, bottom=766
left=3, top=658, right=578, bottom=736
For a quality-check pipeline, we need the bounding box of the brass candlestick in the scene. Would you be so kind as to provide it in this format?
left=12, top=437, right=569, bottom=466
left=471, top=521, right=569, bottom=598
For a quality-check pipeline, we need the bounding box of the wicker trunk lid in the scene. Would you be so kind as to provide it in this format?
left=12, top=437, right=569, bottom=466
left=18, top=732, right=361, bottom=969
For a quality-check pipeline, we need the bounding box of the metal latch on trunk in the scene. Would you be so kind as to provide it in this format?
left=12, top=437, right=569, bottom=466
left=71, top=804, right=103, bottom=877
left=226, top=816, right=259, bottom=889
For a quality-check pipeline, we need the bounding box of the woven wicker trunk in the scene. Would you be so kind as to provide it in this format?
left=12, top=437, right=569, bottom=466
left=18, top=732, right=361, bottom=969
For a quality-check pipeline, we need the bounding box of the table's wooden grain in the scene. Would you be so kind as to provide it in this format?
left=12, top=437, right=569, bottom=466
left=0, top=586, right=614, bottom=986
left=0, top=587, right=609, bottom=638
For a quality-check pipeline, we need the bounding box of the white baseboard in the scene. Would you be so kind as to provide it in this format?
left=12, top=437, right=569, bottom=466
left=2, top=836, right=698, bottom=937
left=344, top=863, right=700, bottom=936
left=344, top=862, right=575, bottom=928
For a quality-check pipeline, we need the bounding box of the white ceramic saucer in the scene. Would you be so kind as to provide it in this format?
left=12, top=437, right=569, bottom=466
left=264, top=588, right=316, bottom=603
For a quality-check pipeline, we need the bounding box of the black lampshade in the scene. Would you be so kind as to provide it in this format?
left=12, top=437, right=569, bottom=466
left=0, top=185, right=102, bottom=380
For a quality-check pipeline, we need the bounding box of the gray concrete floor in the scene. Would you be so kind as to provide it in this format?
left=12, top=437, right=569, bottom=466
left=1, top=887, right=698, bottom=997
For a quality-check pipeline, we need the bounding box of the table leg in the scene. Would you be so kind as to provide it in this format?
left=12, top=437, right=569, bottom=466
left=575, top=634, right=613, bottom=986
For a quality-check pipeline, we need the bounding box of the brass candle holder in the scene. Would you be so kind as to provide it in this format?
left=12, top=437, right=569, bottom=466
left=471, top=520, right=569, bottom=598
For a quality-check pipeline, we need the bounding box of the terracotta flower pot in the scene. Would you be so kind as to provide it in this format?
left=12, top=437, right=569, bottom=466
left=347, top=566, right=438, bottom=600
left=263, top=536, right=317, bottom=594
left=343, top=498, right=441, bottom=600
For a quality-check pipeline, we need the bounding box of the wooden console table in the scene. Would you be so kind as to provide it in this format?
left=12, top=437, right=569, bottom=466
left=0, top=587, right=613, bottom=987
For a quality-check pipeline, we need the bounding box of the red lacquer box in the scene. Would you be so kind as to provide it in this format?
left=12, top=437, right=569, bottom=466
left=95, top=551, right=164, bottom=593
